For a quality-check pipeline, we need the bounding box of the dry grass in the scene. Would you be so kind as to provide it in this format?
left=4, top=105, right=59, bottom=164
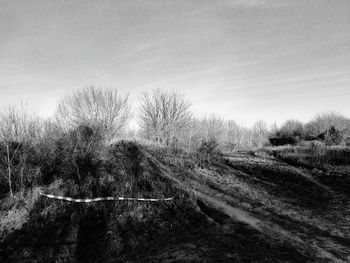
left=263, top=144, right=350, bottom=168
left=0, top=187, right=42, bottom=241
left=2, top=140, right=349, bottom=262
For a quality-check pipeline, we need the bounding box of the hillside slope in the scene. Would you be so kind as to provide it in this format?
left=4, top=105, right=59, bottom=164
left=1, top=141, right=349, bottom=262
left=145, top=149, right=350, bottom=262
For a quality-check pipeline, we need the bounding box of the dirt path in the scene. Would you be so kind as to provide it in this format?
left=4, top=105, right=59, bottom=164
left=145, top=150, right=350, bottom=262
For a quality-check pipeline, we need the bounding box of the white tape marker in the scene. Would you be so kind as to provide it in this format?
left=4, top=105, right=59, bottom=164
left=40, top=193, right=174, bottom=203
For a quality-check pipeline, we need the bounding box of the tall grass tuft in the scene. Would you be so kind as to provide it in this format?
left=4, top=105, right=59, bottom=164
left=266, top=143, right=350, bottom=169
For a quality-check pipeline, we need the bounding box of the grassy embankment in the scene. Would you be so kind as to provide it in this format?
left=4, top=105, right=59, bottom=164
left=1, top=140, right=325, bottom=262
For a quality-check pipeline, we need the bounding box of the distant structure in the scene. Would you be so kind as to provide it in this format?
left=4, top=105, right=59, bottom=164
left=269, top=136, right=298, bottom=146
left=316, top=126, right=343, bottom=145
left=269, top=125, right=349, bottom=146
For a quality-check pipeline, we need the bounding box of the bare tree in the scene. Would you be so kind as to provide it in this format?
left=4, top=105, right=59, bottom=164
left=138, top=89, right=192, bottom=145
left=203, top=115, right=226, bottom=142
left=252, top=120, right=268, bottom=147
left=225, top=120, right=241, bottom=150
left=304, top=112, right=350, bottom=136
left=56, top=86, right=131, bottom=142
left=0, top=104, right=41, bottom=196
left=279, top=119, right=304, bottom=137
left=189, top=115, right=226, bottom=148
left=270, top=122, right=278, bottom=136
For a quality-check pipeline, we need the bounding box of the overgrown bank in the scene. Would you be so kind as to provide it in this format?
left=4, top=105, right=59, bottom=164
left=1, top=141, right=335, bottom=262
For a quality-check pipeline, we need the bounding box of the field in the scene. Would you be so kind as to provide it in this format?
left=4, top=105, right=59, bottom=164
left=0, top=141, right=350, bottom=262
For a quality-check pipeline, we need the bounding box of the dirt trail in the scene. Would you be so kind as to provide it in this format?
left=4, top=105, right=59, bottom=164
left=193, top=190, right=261, bottom=228
left=194, top=189, right=344, bottom=263
left=144, top=150, right=349, bottom=262
left=144, top=151, right=261, bottom=228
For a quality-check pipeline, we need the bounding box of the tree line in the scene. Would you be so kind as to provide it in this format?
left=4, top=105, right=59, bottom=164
left=0, top=86, right=349, bottom=196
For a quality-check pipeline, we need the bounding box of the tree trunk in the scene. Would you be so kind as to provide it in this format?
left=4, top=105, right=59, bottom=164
left=7, top=144, right=13, bottom=197
left=20, top=166, right=24, bottom=191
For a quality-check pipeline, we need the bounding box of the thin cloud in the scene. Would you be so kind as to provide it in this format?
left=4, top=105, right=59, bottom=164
left=0, top=0, right=349, bottom=126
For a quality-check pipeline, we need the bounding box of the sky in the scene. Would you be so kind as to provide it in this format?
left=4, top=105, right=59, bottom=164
left=0, top=0, right=350, bottom=127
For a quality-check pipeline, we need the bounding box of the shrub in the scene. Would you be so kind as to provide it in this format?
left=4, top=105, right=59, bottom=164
left=108, top=141, right=144, bottom=178
left=196, top=138, right=222, bottom=168
left=278, top=119, right=304, bottom=137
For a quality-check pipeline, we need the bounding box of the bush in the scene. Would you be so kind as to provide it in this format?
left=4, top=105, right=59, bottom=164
left=278, top=119, right=304, bottom=137
left=108, top=141, right=144, bottom=178
left=196, top=138, right=222, bottom=168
